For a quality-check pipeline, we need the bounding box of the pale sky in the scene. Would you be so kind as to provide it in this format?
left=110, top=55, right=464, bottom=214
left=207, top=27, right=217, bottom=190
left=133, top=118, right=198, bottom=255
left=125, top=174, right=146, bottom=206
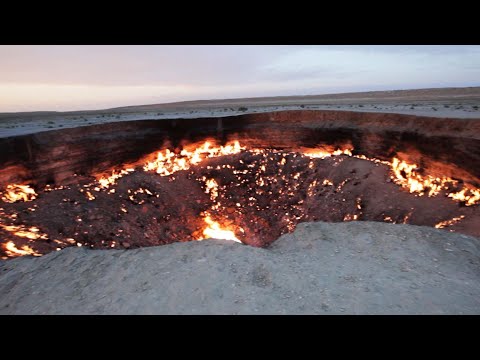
left=0, top=45, right=479, bottom=112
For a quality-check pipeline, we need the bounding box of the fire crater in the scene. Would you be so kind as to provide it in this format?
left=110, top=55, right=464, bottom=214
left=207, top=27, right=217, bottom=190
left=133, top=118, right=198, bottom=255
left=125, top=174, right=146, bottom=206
left=1, top=137, right=479, bottom=260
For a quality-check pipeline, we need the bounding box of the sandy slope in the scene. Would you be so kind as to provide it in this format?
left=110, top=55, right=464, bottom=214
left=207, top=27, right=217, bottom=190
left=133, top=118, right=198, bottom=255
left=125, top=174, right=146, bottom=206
left=1, top=221, right=479, bottom=315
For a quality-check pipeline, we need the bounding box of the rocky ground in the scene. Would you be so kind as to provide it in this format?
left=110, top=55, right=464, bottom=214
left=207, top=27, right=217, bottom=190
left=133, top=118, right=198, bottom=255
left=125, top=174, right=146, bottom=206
left=1, top=221, right=479, bottom=315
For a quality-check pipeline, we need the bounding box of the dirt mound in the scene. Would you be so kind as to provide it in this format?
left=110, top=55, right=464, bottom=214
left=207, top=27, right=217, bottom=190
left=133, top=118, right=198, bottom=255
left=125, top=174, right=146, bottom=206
left=1, top=221, right=479, bottom=315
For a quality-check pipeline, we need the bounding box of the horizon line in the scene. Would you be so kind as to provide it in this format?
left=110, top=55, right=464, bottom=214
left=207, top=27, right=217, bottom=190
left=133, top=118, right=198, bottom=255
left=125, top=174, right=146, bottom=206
left=1, top=85, right=479, bottom=115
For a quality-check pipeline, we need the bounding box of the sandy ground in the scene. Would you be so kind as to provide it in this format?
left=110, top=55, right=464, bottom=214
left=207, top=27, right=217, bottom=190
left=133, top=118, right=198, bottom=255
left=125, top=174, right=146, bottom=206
left=0, top=87, right=479, bottom=138
left=1, top=221, right=479, bottom=315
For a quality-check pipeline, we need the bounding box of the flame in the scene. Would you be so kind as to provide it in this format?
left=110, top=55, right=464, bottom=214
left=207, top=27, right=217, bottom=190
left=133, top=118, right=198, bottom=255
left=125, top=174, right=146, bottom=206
left=435, top=215, right=465, bottom=229
left=144, top=140, right=245, bottom=176
left=198, top=215, right=242, bottom=243
left=390, top=158, right=448, bottom=197
left=85, top=191, right=96, bottom=200
left=3, top=241, right=40, bottom=257
left=97, top=168, right=135, bottom=189
left=343, top=214, right=359, bottom=221
left=1, top=184, right=37, bottom=203
left=322, top=179, right=333, bottom=186
left=390, top=158, right=479, bottom=205
left=0, top=223, right=48, bottom=240
left=204, top=178, right=219, bottom=201
left=447, top=188, right=480, bottom=207
left=303, top=147, right=353, bottom=159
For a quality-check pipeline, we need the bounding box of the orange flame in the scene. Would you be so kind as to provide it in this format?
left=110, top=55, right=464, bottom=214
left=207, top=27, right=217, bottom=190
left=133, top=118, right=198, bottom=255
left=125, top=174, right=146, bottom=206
left=0, top=223, right=49, bottom=240
left=1, top=184, right=37, bottom=203
left=303, top=147, right=353, bottom=159
left=390, top=158, right=479, bottom=205
left=435, top=215, right=465, bottom=229
left=204, top=178, right=219, bottom=201
left=198, top=215, right=242, bottom=243
left=97, top=168, right=135, bottom=189
left=3, top=241, right=40, bottom=257
left=447, top=188, right=480, bottom=207
left=390, top=158, right=448, bottom=197
left=143, top=140, right=245, bottom=176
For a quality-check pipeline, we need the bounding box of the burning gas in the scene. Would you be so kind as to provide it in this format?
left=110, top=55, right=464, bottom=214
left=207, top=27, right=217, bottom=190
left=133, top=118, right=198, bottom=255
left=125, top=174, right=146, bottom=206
left=97, top=168, right=135, bottom=189
left=0, top=223, right=48, bottom=240
left=390, top=158, right=480, bottom=205
left=448, top=188, right=480, bottom=207
left=303, top=147, right=353, bottom=158
left=196, top=215, right=242, bottom=243
left=435, top=215, right=466, bottom=229
left=1, top=184, right=37, bottom=203
left=3, top=241, right=40, bottom=257
left=143, top=140, right=245, bottom=176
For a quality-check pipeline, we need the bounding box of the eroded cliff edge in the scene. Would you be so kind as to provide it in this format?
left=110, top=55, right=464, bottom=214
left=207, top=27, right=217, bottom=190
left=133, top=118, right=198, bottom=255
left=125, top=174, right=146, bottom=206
left=1, top=110, right=479, bottom=189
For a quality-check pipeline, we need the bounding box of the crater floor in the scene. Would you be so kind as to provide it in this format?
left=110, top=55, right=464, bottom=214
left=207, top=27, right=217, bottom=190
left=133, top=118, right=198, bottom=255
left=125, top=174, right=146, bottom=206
left=2, top=148, right=479, bottom=259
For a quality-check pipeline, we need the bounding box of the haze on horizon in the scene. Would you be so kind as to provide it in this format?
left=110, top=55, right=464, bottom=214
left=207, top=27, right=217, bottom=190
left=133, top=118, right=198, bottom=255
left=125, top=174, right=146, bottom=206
left=0, top=45, right=479, bottom=113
